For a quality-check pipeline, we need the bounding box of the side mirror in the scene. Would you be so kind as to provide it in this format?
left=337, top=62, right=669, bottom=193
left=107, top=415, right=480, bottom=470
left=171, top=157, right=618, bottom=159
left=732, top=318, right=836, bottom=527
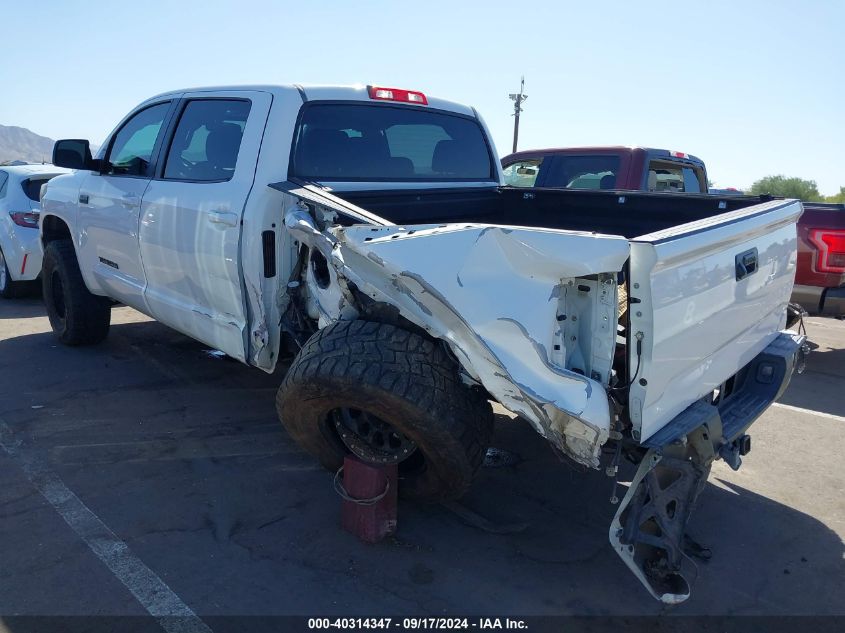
left=53, top=139, right=98, bottom=171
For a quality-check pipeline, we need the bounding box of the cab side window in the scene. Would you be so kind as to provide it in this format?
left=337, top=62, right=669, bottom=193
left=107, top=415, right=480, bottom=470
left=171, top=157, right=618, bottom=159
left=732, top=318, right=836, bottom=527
left=647, top=161, right=684, bottom=192
left=646, top=161, right=704, bottom=193
left=105, top=102, right=171, bottom=177
left=0, top=171, right=8, bottom=198
left=163, top=99, right=251, bottom=182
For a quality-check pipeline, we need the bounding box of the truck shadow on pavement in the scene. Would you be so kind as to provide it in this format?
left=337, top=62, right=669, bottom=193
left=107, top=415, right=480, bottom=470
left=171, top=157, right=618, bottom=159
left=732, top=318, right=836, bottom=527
left=0, top=317, right=842, bottom=617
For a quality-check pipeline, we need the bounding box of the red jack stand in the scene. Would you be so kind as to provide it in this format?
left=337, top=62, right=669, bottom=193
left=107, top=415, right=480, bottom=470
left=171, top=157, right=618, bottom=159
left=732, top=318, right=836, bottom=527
left=337, top=455, right=397, bottom=543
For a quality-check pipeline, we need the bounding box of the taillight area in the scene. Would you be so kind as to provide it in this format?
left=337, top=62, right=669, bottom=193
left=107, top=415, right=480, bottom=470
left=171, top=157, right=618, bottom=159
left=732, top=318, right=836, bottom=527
left=367, top=85, right=428, bottom=105
left=9, top=211, right=40, bottom=229
left=809, top=228, right=845, bottom=273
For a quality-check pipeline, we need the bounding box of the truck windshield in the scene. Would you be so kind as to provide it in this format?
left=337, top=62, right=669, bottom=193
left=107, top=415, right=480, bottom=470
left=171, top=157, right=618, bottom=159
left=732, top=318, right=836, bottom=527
left=291, top=104, right=494, bottom=181
left=502, top=158, right=543, bottom=187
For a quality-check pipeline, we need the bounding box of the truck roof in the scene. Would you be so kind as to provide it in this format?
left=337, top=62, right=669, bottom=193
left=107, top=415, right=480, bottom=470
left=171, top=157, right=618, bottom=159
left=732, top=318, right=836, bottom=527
left=504, top=146, right=705, bottom=165
left=143, top=84, right=477, bottom=118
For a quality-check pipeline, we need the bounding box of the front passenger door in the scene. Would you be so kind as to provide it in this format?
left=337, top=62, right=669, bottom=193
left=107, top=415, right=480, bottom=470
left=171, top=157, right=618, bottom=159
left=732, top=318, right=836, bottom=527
left=77, top=101, right=175, bottom=309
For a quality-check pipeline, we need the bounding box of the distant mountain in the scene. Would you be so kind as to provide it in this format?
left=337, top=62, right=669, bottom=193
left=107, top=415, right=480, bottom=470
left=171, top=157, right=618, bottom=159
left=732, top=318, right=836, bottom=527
left=0, top=124, right=55, bottom=164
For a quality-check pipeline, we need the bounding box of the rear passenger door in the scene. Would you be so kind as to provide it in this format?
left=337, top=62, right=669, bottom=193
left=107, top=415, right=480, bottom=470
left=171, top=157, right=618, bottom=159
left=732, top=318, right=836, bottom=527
left=139, top=91, right=271, bottom=360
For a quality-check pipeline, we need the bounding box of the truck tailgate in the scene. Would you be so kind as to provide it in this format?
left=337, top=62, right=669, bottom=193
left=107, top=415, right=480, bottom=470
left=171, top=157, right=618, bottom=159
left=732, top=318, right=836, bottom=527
left=627, top=199, right=802, bottom=442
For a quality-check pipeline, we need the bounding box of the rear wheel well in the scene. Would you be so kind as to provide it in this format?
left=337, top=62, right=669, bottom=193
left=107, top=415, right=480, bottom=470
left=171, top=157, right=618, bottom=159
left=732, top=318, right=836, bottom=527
left=41, top=215, right=72, bottom=246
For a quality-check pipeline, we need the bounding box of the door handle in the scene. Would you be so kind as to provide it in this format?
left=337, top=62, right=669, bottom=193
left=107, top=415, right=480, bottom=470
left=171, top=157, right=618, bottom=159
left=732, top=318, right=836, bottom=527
left=121, top=193, right=141, bottom=208
left=207, top=211, right=238, bottom=227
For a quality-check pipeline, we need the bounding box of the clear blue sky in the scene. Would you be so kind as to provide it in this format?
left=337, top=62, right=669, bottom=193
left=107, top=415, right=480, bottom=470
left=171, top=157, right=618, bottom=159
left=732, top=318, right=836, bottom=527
left=1, top=0, right=842, bottom=193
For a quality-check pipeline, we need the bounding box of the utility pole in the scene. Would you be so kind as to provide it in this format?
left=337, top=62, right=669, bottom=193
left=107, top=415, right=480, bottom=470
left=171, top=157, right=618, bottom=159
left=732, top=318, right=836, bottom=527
left=509, top=76, right=527, bottom=153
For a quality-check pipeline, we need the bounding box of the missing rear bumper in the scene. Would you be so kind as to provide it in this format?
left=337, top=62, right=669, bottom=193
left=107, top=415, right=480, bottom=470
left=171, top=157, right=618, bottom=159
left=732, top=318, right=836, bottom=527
left=610, top=330, right=807, bottom=603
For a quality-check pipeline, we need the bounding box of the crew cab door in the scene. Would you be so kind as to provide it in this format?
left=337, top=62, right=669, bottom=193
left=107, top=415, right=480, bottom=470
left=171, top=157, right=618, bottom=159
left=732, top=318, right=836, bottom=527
left=77, top=100, right=176, bottom=309
left=626, top=199, right=803, bottom=442
left=139, top=91, right=271, bottom=360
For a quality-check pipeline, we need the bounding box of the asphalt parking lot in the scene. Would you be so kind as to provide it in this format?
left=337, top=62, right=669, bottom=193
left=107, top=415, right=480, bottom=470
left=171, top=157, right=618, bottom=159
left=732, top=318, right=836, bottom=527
left=1, top=298, right=843, bottom=625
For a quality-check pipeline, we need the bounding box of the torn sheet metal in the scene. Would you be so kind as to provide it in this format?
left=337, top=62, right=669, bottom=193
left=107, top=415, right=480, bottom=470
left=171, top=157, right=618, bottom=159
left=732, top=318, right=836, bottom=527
left=286, top=207, right=630, bottom=467
left=247, top=277, right=269, bottom=364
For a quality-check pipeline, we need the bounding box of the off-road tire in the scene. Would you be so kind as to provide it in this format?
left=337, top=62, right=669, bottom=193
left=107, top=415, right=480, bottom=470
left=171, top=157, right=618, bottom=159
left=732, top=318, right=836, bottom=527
left=276, top=320, right=494, bottom=501
left=42, top=240, right=111, bottom=345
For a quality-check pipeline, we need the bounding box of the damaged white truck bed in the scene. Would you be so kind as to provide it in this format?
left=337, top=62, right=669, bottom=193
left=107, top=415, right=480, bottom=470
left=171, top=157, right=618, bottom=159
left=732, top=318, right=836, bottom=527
left=285, top=199, right=627, bottom=468
left=41, top=84, right=807, bottom=604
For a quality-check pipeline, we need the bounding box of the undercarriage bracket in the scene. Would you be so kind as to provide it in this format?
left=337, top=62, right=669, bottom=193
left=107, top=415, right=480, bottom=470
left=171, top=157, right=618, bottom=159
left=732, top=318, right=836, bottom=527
left=608, top=443, right=712, bottom=604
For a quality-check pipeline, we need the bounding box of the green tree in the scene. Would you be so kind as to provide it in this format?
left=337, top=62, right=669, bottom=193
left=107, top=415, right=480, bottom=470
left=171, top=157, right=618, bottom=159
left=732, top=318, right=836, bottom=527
left=825, top=186, right=845, bottom=203
left=749, top=175, right=823, bottom=201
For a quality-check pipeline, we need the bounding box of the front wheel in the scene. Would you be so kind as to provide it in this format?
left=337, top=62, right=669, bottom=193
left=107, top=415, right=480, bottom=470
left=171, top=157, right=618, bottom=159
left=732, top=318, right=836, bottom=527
left=276, top=320, right=494, bottom=501
left=42, top=240, right=111, bottom=345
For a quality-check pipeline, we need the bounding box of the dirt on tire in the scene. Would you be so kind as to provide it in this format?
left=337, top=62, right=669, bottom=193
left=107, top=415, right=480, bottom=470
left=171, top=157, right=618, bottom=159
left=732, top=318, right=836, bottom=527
left=276, top=320, right=494, bottom=502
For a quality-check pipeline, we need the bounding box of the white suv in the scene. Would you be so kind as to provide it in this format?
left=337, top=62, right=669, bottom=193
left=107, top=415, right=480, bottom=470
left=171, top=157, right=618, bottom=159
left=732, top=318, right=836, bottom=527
left=0, top=164, right=70, bottom=297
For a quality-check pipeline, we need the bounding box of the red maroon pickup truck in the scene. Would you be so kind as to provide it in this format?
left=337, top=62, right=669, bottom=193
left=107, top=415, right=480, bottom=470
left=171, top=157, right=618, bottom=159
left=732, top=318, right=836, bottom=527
left=502, top=147, right=844, bottom=318
left=501, top=146, right=708, bottom=193
left=791, top=202, right=845, bottom=317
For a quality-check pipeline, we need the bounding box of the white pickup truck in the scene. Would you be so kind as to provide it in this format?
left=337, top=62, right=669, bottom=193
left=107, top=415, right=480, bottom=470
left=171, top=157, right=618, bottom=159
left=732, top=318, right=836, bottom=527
left=42, top=84, right=806, bottom=603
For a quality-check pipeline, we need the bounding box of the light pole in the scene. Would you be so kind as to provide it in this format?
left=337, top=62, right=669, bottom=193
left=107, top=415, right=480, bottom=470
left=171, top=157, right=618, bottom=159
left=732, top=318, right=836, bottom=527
left=509, top=76, right=527, bottom=153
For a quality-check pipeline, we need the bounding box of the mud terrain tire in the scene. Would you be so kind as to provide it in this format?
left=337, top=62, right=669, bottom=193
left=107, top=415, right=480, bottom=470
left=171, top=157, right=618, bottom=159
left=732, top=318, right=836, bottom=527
left=276, top=320, right=494, bottom=501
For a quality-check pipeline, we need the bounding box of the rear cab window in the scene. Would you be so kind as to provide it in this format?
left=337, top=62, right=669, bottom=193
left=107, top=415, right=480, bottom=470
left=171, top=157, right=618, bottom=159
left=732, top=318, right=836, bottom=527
left=544, top=155, right=620, bottom=190
left=291, top=103, right=495, bottom=181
